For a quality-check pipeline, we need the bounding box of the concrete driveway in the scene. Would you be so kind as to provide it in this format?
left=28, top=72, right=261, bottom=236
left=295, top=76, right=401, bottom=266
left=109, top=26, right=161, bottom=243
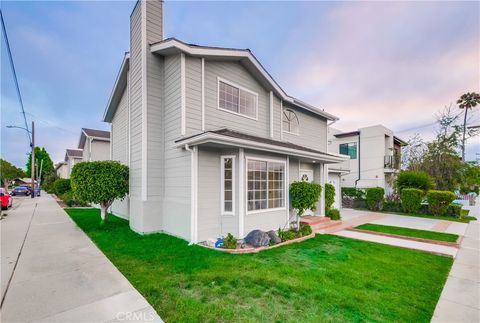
left=1, top=193, right=162, bottom=322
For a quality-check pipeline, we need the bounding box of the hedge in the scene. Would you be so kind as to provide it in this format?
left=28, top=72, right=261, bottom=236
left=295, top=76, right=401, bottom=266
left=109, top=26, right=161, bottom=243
left=54, top=179, right=71, bottom=195
left=396, top=170, right=434, bottom=192
left=342, top=187, right=365, bottom=201
left=325, top=183, right=335, bottom=210
left=427, top=190, right=456, bottom=216
left=326, top=208, right=341, bottom=220
left=366, top=187, right=384, bottom=211
left=400, top=188, right=424, bottom=214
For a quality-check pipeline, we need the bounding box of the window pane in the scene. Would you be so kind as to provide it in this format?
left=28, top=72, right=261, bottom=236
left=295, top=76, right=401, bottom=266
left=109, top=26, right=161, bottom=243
left=219, top=81, right=239, bottom=113
left=224, top=201, right=232, bottom=212
left=224, top=190, right=232, bottom=201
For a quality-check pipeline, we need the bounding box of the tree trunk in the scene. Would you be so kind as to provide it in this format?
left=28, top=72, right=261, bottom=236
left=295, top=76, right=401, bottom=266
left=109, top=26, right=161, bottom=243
left=462, top=108, right=468, bottom=161
left=100, top=202, right=109, bottom=226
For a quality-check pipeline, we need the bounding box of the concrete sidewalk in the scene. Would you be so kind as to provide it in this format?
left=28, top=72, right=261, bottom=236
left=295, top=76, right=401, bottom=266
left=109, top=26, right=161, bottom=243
left=432, top=220, right=480, bottom=322
left=1, top=193, right=162, bottom=322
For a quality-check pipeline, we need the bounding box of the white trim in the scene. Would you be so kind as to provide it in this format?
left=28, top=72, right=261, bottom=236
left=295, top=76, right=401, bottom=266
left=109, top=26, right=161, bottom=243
left=269, top=91, right=274, bottom=138
left=238, top=148, right=245, bottom=238
left=127, top=69, right=131, bottom=168
left=141, top=0, right=148, bottom=201
left=286, top=155, right=289, bottom=223
left=181, top=53, right=186, bottom=136
left=245, top=156, right=287, bottom=215
left=109, top=123, right=112, bottom=160
left=201, top=57, right=205, bottom=131
left=217, top=77, right=258, bottom=121
left=282, top=108, right=300, bottom=136
left=280, top=100, right=283, bottom=140
left=186, top=145, right=198, bottom=243
left=150, top=39, right=339, bottom=121
left=220, top=155, right=236, bottom=216
left=175, top=132, right=348, bottom=163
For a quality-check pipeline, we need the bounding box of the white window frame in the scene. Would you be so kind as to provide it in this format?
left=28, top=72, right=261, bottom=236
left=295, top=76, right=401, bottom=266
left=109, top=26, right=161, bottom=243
left=221, top=155, right=236, bottom=216
left=245, top=156, right=287, bottom=215
left=282, top=108, right=300, bottom=136
left=217, top=77, right=258, bottom=121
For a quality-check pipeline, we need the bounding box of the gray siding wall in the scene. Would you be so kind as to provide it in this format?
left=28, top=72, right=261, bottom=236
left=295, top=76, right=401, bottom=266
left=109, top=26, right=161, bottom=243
left=185, top=56, right=202, bottom=135
left=90, top=140, right=110, bottom=161
left=162, top=54, right=191, bottom=239
left=128, top=3, right=142, bottom=200
left=197, top=147, right=238, bottom=242
left=204, top=61, right=272, bottom=138
left=111, top=87, right=129, bottom=218
left=282, top=103, right=328, bottom=152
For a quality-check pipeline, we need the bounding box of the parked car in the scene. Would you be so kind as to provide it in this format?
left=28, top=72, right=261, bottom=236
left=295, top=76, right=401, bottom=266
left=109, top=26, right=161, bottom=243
left=0, top=188, right=13, bottom=210
left=11, top=186, right=30, bottom=196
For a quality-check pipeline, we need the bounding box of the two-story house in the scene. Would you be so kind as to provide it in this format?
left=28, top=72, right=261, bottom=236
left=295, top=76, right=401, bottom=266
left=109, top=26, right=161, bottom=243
left=64, top=149, right=83, bottom=178
left=327, top=125, right=407, bottom=198
left=55, top=162, right=68, bottom=179
left=103, top=0, right=347, bottom=243
left=77, top=128, right=111, bottom=162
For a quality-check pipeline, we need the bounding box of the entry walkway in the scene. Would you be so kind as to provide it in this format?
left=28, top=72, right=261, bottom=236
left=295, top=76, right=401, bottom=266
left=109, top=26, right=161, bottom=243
left=432, top=220, right=480, bottom=322
left=1, top=193, right=162, bottom=322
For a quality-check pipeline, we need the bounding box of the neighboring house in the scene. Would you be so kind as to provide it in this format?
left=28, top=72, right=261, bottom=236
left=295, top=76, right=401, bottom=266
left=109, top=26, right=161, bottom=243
left=55, top=162, right=68, bottom=179
left=327, top=125, right=407, bottom=197
left=103, top=0, right=347, bottom=243
left=78, top=128, right=111, bottom=162
left=64, top=149, right=83, bottom=178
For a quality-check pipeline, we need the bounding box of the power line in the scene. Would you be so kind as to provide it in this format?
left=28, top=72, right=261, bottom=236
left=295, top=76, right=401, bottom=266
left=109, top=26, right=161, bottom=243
left=1, top=9, right=31, bottom=145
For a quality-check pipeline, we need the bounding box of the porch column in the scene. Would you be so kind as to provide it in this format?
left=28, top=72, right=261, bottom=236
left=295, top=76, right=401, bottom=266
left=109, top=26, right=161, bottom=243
left=238, top=148, right=245, bottom=238
left=316, top=163, right=325, bottom=216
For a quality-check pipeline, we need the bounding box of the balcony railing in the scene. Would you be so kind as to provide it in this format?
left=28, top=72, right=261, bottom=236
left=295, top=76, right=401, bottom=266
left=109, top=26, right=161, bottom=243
left=384, top=155, right=400, bottom=169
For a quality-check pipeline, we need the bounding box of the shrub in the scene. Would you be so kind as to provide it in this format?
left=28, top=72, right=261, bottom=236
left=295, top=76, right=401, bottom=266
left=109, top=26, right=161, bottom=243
left=222, top=233, right=237, bottom=249
left=325, top=208, right=341, bottom=220
left=396, top=171, right=434, bottom=192
left=277, top=228, right=297, bottom=242
left=342, top=187, right=365, bottom=201
left=54, top=179, right=71, bottom=195
left=446, top=204, right=462, bottom=218
left=71, top=161, right=129, bottom=225
left=400, top=188, right=424, bottom=213
left=299, top=223, right=312, bottom=236
left=427, top=190, right=456, bottom=216
left=325, top=183, right=335, bottom=210
left=290, top=181, right=322, bottom=230
left=365, top=187, right=385, bottom=211
left=42, top=171, right=59, bottom=193
left=60, top=191, right=88, bottom=207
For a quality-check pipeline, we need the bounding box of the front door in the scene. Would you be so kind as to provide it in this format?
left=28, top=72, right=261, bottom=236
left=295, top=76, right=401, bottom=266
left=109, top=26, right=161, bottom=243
left=299, top=169, right=314, bottom=215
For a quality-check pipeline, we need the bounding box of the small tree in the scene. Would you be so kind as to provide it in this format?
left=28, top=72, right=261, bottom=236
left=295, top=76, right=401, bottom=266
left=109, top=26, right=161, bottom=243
left=289, top=181, right=322, bottom=230
left=0, top=159, right=25, bottom=188
left=457, top=92, right=480, bottom=161
left=71, top=161, right=129, bottom=225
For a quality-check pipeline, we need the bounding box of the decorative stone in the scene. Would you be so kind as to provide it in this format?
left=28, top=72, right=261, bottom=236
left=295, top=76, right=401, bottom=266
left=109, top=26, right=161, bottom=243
left=244, top=230, right=270, bottom=247
left=267, top=230, right=281, bottom=245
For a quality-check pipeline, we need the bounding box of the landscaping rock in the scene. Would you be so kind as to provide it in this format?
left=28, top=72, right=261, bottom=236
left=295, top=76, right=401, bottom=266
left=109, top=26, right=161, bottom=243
left=244, top=230, right=270, bottom=247
left=267, top=230, right=282, bottom=245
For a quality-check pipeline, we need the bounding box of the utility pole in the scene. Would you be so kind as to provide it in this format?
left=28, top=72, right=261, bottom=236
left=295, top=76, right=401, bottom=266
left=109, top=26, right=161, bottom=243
left=31, top=121, right=35, bottom=199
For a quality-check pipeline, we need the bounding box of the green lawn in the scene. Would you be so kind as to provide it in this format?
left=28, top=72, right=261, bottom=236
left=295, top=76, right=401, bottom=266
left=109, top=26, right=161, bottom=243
left=355, top=223, right=459, bottom=243
left=66, top=208, right=453, bottom=323
left=381, top=210, right=476, bottom=223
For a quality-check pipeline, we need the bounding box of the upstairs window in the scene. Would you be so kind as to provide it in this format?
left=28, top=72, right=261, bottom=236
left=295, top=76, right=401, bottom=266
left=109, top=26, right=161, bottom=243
left=282, top=109, right=299, bottom=134
left=218, top=79, right=257, bottom=119
left=339, top=142, right=357, bottom=159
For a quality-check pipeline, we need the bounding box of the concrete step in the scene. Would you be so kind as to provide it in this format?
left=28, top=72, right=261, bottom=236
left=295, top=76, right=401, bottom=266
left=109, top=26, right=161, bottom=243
left=311, top=220, right=342, bottom=231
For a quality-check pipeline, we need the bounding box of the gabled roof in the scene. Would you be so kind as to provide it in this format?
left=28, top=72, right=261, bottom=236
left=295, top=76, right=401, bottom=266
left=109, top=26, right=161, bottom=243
left=65, top=149, right=83, bottom=162
left=103, top=38, right=339, bottom=122
left=78, top=128, right=111, bottom=149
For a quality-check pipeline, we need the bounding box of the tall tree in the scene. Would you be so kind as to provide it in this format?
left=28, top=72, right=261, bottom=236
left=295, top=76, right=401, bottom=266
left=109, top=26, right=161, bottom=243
left=0, top=159, right=25, bottom=188
left=25, top=147, right=54, bottom=181
left=456, top=92, right=480, bottom=161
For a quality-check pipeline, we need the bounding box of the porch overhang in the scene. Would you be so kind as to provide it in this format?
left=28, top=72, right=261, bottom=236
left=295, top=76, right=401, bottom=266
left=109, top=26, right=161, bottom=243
left=175, top=129, right=349, bottom=164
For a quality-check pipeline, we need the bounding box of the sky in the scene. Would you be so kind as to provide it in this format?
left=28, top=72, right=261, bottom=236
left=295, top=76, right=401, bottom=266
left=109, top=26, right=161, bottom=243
left=1, top=0, right=479, bottom=169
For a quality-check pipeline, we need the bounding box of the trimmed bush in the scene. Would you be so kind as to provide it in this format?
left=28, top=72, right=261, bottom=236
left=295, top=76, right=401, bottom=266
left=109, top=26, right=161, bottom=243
left=366, top=187, right=385, bottom=211
left=299, top=223, right=312, bottom=236
left=396, top=171, right=434, bottom=192
left=290, top=181, right=322, bottom=216
left=42, top=172, right=59, bottom=193
left=326, top=208, right=341, bottom=220
left=54, top=179, right=71, bottom=195
left=400, top=188, right=424, bottom=214
left=427, top=190, right=456, bottom=216
left=383, top=201, right=402, bottom=212
left=342, top=187, right=365, bottom=200
left=446, top=204, right=462, bottom=218
left=325, top=183, right=335, bottom=210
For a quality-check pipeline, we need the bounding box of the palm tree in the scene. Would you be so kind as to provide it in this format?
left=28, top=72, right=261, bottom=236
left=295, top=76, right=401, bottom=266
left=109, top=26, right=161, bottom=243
left=457, top=92, right=480, bottom=161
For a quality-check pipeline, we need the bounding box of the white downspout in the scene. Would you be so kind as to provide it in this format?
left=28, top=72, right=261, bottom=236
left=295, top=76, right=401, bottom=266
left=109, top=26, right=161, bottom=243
left=185, top=144, right=198, bottom=245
